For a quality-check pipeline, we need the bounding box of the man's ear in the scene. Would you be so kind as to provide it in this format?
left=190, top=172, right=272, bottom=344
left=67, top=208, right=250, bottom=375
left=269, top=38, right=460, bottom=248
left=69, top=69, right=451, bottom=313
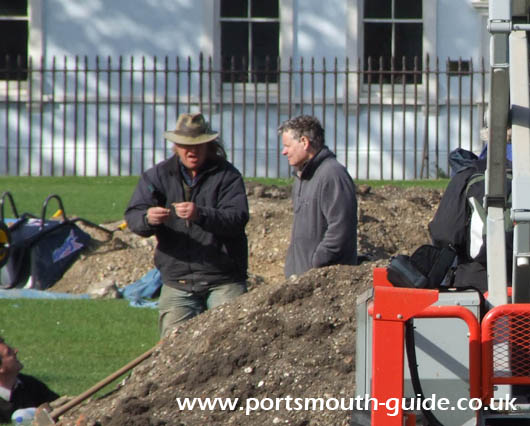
left=300, top=135, right=311, bottom=151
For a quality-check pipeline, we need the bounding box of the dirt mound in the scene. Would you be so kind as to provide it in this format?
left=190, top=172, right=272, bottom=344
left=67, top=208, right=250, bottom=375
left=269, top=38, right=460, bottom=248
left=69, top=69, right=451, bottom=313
left=52, top=184, right=441, bottom=425
left=52, top=184, right=439, bottom=294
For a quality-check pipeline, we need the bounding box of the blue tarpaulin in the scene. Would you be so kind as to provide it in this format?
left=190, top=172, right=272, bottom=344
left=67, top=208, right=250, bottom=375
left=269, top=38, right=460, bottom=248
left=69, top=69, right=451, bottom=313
left=119, top=268, right=162, bottom=308
left=0, top=289, right=90, bottom=299
left=0, top=263, right=161, bottom=307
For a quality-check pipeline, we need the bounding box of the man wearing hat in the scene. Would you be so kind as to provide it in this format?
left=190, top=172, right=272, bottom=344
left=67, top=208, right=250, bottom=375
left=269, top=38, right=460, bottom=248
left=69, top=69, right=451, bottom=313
left=125, top=113, right=249, bottom=338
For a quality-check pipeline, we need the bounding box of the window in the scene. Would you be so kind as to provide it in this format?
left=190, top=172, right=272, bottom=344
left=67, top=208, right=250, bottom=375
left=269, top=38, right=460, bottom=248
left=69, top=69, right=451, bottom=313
left=0, top=0, right=28, bottom=80
left=220, top=0, right=280, bottom=83
left=363, top=0, right=423, bottom=84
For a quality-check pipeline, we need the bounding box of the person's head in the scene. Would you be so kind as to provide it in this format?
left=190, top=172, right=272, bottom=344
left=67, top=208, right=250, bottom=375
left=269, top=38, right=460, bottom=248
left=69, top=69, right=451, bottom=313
left=481, top=108, right=512, bottom=143
left=164, top=113, right=226, bottom=175
left=278, top=115, right=325, bottom=169
left=0, top=337, right=23, bottom=380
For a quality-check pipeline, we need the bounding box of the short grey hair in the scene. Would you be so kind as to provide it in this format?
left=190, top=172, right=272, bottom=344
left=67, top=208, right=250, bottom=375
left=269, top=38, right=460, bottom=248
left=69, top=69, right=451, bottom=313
left=278, top=115, right=325, bottom=150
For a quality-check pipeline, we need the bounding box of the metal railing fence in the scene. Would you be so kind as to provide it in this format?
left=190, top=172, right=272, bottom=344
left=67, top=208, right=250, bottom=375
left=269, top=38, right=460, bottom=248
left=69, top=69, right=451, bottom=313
left=0, top=55, right=488, bottom=179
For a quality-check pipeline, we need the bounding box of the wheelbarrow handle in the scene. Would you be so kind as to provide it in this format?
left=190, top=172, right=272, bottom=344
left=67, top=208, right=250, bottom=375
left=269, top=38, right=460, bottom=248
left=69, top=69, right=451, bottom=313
left=0, top=191, right=19, bottom=223
left=40, top=194, right=67, bottom=228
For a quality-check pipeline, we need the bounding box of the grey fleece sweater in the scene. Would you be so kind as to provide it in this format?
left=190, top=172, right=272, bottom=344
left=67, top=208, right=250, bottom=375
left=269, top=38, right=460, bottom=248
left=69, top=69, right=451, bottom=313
left=284, top=146, right=357, bottom=277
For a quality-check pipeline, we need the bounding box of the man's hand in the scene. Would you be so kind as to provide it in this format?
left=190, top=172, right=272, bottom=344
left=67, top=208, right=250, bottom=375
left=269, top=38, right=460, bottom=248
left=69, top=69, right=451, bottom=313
left=146, top=206, right=170, bottom=225
left=173, top=202, right=199, bottom=221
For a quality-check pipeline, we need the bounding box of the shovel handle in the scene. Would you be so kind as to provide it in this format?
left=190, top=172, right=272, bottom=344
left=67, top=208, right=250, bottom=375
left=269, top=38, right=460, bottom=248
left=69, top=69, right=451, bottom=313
left=50, top=344, right=158, bottom=420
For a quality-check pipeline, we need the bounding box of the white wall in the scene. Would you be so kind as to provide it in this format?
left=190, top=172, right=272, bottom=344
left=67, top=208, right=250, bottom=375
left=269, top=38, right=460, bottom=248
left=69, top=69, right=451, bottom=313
left=43, top=0, right=211, bottom=60
left=42, top=1, right=488, bottom=66
left=437, top=0, right=485, bottom=61
left=0, top=0, right=492, bottom=178
left=295, top=0, right=348, bottom=61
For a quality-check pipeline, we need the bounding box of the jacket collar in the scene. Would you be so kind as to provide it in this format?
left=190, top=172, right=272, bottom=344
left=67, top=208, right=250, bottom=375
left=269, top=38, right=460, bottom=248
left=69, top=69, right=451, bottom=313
left=298, top=146, right=334, bottom=180
left=0, top=377, right=21, bottom=401
left=163, top=154, right=221, bottom=181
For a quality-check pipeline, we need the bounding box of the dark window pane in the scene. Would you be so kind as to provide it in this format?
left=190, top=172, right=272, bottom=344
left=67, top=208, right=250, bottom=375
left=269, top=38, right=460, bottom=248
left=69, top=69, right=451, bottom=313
left=364, top=23, right=391, bottom=69
left=448, top=59, right=471, bottom=75
left=395, top=0, right=422, bottom=19
left=395, top=23, right=422, bottom=66
left=221, top=0, right=247, bottom=18
left=0, top=0, right=27, bottom=15
left=221, top=22, right=248, bottom=61
left=252, top=22, right=279, bottom=82
left=0, top=20, right=28, bottom=80
left=221, top=22, right=249, bottom=82
left=251, top=0, right=278, bottom=18
left=395, top=23, right=423, bottom=83
left=364, top=23, right=391, bottom=83
left=364, top=0, right=391, bottom=19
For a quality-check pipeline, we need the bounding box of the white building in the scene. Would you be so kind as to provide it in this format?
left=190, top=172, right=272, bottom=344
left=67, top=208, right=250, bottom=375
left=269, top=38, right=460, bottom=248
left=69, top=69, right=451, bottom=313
left=0, top=1, right=498, bottom=178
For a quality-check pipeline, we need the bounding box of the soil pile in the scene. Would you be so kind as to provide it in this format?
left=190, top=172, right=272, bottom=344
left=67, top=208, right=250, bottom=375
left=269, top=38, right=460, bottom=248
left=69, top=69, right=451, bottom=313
left=52, top=184, right=441, bottom=425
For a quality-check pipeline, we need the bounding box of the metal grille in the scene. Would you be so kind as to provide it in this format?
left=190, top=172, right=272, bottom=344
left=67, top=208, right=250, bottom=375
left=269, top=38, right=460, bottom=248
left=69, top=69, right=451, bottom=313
left=489, top=313, right=530, bottom=378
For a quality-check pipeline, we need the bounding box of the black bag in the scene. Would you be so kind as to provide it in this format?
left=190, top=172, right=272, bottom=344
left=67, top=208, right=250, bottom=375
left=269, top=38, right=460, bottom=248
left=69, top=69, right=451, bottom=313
left=428, top=156, right=513, bottom=289
left=387, top=245, right=456, bottom=289
left=448, top=147, right=478, bottom=176
left=0, top=216, right=39, bottom=289
left=30, top=221, right=91, bottom=290
left=0, top=193, right=91, bottom=290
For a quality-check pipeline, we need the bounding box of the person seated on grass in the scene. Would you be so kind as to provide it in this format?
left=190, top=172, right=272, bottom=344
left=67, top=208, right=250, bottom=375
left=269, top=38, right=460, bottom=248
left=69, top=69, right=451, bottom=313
left=0, top=336, right=59, bottom=423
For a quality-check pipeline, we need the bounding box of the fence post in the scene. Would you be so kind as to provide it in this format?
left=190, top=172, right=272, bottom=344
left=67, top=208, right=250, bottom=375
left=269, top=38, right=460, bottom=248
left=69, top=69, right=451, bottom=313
left=420, top=54, right=430, bottom=179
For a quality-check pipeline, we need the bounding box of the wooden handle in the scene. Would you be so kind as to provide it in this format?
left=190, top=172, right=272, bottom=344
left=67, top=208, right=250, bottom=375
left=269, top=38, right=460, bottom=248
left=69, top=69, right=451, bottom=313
left=50, top=345, right=158, bottom=420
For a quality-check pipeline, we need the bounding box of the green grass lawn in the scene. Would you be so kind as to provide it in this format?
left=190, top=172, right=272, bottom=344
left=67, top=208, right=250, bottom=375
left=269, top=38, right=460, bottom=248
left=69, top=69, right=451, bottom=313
left=0, top=299, right=159, bottom=396
left=361, top=179, right=449, bottom=189
left=0, top=176, right=448, bottom=225
left=0, top=177, right=140, bottom=225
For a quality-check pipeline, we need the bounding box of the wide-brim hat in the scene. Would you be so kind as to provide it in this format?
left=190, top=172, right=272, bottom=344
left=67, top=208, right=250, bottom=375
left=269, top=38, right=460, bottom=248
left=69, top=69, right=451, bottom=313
left=164, top=113, right=219, bottom=145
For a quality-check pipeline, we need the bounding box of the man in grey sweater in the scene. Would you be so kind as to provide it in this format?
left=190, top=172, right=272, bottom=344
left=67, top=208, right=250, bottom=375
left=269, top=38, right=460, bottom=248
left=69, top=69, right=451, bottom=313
left=279, top=115, right=357, bottom=278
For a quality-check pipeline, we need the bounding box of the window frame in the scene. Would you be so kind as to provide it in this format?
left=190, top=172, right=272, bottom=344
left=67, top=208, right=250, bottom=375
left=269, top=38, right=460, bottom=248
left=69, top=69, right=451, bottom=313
left=363, top=7, right=423, bottom=83
left=0, top=0, right=43, bottom=95
left=347, top=0, right=436, bottom=102
left=219, top=2, right=280, bottom=84
left=206, top=0, right=293, bottom=101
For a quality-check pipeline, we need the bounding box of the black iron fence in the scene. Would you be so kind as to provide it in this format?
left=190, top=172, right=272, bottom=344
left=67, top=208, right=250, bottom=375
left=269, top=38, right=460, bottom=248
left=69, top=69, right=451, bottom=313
left=0, top=55, right=488, bottom=179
